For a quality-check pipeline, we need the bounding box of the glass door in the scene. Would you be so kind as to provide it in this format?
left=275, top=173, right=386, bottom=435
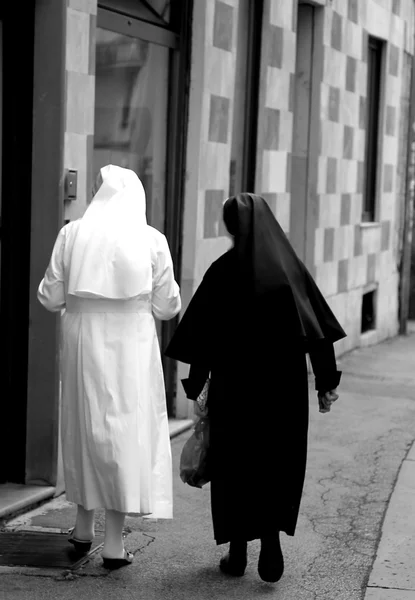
left=94, top=2, right=190, bottom=415
left=94, top=8, right=176, bottom=352
left=94, top=27, right=169, bottom=234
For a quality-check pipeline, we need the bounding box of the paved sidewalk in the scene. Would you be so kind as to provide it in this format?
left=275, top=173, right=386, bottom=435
left=1, top=332, right=415, bottom=600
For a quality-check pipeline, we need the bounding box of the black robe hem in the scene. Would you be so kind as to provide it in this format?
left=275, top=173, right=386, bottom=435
left=215, top=527, right=295, bottom=545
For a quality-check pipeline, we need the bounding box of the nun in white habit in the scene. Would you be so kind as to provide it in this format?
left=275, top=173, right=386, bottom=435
left=38, top=165, right=181, bottom=569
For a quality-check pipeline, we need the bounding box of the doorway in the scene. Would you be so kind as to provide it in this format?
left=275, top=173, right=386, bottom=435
left=0, top=4, right=36, bottom=483
left=93, top=1, right=191, bottom=414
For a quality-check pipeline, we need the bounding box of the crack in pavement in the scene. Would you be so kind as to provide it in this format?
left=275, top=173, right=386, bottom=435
left=295, top=431, right=414, bottom=599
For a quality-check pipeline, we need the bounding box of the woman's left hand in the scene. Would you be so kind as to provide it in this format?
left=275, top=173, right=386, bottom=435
left=318, top=389, right=339, bottom=413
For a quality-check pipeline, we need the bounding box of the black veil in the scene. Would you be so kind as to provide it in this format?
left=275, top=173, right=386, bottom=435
left=165, top=193, right=346, bottom=365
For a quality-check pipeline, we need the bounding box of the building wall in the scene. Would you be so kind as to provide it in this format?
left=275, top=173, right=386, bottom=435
left=59, top=0, right=415, bottom=417
left=181, top=0, right=415, bottom=374
left=315, top=0, right=415, bottom=354
left=64, top=0, right=96, bottom=221
left=255, top=0, right=297, bottom=233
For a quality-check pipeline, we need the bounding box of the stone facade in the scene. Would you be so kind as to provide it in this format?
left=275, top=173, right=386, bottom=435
left=63, top=0, right=96, bottom=221
left=183, top=0, right=415, bottom=366
left=60, top=0, right=415, bottom=416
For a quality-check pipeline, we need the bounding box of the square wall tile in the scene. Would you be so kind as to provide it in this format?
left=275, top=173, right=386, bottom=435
left=326, top=157, right=338, bottom=194
left=269, top=25, right=284, bottom=68
left=362, top=29, right=368, bottom=63
left=324, top=227, right=335, bottom=262
left=66, top=72, right=95, bottom=135
left=286, top=153, right=292, bottom=194
left=384, top=164, right=394, bottom=193
left=359, top=96, right=367, bottom=129
left=69, top=0, right=97, bottom=14
left=292, top=5, right=298, bottom=32
left=266, top=67, right=291, bottom=110
left=347, top=0, right=358, bottom=23
left=208, top=95, right=230, bottom=143
left=213, top=1, right=234, bottom=52
left=67, top=8, right=91, bottom=74
left=354, top=224, right=363, bottom=256
left=328, top=86, right=341, bottom=122
left=262, top=193, right=277, bottom=215
left=381, top=220, right=391, bottom=250
left=346, top=56, right=357, bottom=93
left=338, top=259, right=349, bottom=293
left=392, top=0, right=400, bottom=16
left=389, top=44, right=400, bottom=77
left=340, top=193, right=352, bottom=225
left=331, top=11, right=343, bottom=52
left=357, top=161, right=364, bottom=194
left=262, top=108, right=280, bottom=151
left=288, top=72, right=295, bottom=113
left=270, top=0, right=294, bottom=30
left=385, top=105, right=396, bottom=136
left=262, top=150, right=288, bottom=193
left=89, top=14, right=97, bottom=76
left=343, top=126, right=354, bottom=159
left=276, top=193, right=291, bottom=232
left=367, top=252, right=377, bottom=282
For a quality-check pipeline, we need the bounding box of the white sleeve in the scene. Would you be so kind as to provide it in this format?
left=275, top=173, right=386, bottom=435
left=152, top=234, right=181, bottom=321
left=37, top=226, right=67, bottom=312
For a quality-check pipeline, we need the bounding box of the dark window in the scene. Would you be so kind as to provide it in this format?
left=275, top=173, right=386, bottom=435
left=228, top=0, right=263, bottom=196
left=363, top=37, right=384, bottom=222
left=361, top=290, right=377, bottom=333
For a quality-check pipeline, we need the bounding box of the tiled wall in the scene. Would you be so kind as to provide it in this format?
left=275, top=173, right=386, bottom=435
left=184, top=0, right=238, bottom=294
left=63, top=0, right=97, bottom=221
left=255, top=0, right=297, bottom=233
left=60, top=0, right=415, bottom=416
left=184, top=0, right=415, bottom=366
left=314, top=0, right=415, bottom=353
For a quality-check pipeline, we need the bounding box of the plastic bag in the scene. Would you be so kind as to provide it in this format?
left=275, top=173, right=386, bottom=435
left=180, top=416, right=210, bottom=488
left=196, top=378, right=210, bottom=413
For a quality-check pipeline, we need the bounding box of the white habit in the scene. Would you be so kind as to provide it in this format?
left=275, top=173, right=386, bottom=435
left=38, top=166, right=181, bottom=518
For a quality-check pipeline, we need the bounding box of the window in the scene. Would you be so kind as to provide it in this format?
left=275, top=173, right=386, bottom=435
left=363, top=37, right=385, bottom=222
left=94, top=27, right=170, bottom=233
left=228, top=0, right=263, bottom=196
left=361, top=290, right=376, bottom=333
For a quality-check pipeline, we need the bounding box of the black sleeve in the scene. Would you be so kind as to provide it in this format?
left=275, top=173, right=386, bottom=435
left=308, top=339, right=342, bottom=393
left=181, top=364, right=210, bottom=401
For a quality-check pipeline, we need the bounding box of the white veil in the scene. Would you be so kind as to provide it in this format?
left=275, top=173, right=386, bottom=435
left=67, top=164, right=152, bottom=299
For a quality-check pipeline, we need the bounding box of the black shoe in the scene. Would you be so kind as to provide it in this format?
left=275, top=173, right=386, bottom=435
left=258, top=535, right=284, bottom=583
left=68, top=529, right=93, bottom=554
left=102, top=550, right=134, bottom=570
left=219, top=541, right=247, bottom=577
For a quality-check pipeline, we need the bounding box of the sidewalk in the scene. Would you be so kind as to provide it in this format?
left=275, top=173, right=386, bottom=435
left=1, top=332, right=415, bottom=600
left=364, top=439, right=415, bottom=600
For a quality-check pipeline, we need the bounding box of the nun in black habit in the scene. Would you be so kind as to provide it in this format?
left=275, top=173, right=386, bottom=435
left=165, top=194, right=346, bottom=582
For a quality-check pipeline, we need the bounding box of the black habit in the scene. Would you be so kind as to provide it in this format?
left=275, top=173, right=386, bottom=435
left=165, top=194, right=346, bottom=544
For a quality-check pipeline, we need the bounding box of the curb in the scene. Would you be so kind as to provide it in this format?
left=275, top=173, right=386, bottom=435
left=364, top=439, right=415, bottom=599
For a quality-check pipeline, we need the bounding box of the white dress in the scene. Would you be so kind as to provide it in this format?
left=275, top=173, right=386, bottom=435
left=37, top=220, right=181, bottom=517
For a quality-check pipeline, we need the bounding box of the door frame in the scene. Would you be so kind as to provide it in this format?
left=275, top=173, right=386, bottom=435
left=0, top=3, right=37, bottom=483
left=25, top=0, right=67, bottom=485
